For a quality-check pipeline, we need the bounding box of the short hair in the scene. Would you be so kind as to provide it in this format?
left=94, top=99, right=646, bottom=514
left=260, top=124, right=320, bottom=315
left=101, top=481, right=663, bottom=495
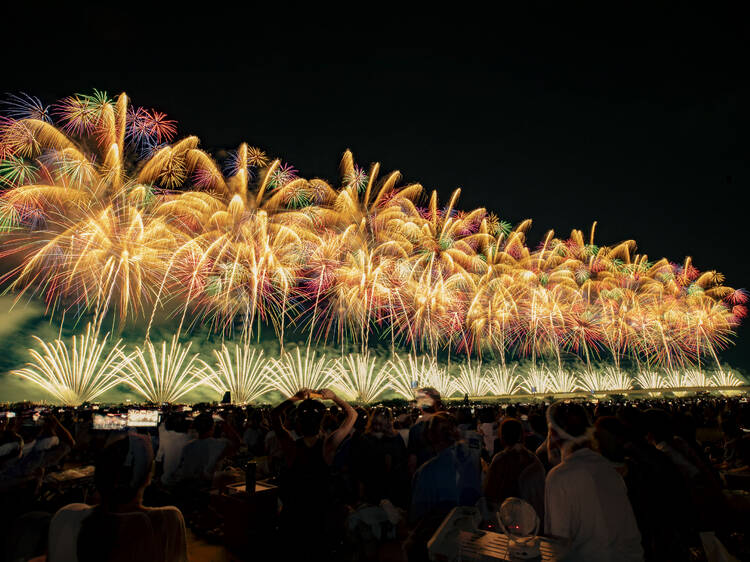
left=193, top=412, right=214, bottom=435
left=499, top=417, right=523, bottom=446
left=478, top=407, right=496, bottom=424
left=164, top=412, right=188, bottom=433
left=296, top=399, right=326, bottom=437
left=427, top=411, right=458, bottom=447
left=547, top=402, right=591, bottom=440
left=528, top=413, right=547, bottom=436
left=417, top=387, right=443, bottom=411
left=643, top=409, right=673, bottom=443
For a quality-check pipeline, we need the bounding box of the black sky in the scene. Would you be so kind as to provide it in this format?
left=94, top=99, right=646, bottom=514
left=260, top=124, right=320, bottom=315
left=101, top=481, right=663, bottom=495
left=5, top=6, right=750, bottom=364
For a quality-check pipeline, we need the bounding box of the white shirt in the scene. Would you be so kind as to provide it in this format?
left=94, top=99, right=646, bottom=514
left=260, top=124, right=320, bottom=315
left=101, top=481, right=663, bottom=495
left=22, top=436, right=59, bottom=456
left=544, top=447, right=643, bottom=562
left=48, top=503, right=187, bottom=562
left=157, top=425, right=191, bottom=485
left=478, top=422, right=496, bottom=457
left=176, top=437, right=229, bottom=482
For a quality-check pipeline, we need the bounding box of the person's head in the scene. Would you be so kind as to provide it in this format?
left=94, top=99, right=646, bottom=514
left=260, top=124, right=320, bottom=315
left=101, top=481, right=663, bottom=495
left=642, top=408, right=673, bottom=444
left=456, top=407, right=474, bottom=427
left=394, top=413, right=410, bottom=430
left=499, top=417, right=523, bottom=448
left=528, top=413, right=547, bottom=437
left=617, top=406, right=646, bottom=443
left=478, top=407, right=496, bottom=424
left=427, top=411, right=459, bottom=451
left=366, top=406, right=394, bottom=437
left=193, top=412, right=215, bottom=438
left=673, top=411, right=697, bottom=443
left=546, top=401, right=593, bottom=453
left=416, top=387, right=442, bottom=414
left=354, top=407, right=369, bottom=432
left=296, top=398, right=326, bottom=437
left=165, top=412, right=188, bottom=433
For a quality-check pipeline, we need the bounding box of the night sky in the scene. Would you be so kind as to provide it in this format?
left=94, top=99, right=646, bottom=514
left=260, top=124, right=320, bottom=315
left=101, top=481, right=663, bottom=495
left=5, top=8, right=749, bottom=365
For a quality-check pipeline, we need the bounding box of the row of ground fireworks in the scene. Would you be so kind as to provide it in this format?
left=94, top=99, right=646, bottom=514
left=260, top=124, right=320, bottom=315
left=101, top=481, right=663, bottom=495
left=0, top=91, right=745, bottom=378
left=10, top=328, right=747, bottom=406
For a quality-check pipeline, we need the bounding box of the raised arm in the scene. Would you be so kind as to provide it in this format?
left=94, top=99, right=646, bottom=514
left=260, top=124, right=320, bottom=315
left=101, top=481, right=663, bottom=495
left=271, top=389, right=308, bottom=452
left=319, top=389, right=357, bottom=465
left=47, top=414, right=75, bottom=448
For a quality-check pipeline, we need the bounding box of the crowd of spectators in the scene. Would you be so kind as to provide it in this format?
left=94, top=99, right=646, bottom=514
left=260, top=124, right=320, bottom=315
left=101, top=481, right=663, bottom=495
left=0, top=390, right=749, bottom=561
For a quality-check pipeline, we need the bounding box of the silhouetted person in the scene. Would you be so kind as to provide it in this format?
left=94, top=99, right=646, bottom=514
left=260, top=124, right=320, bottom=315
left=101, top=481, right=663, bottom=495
left=48, top=433, right=187, bottom=562
left=484, top=417, right=545, bottom=520
left=271, top=388, right=357, bottom=556
left=352, top=406, right=409, bottom=507
left=407, top=387, right=442, bottom=475
left=544, top=402, right=643, bottom=562
left=406, top=411, right=481, bottom=562
left=173, top=411, right=240, bottom=487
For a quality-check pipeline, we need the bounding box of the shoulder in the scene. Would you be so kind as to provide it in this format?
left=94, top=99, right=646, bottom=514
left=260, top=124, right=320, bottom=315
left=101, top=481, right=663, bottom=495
left=545, top=461, right=571, bottom=484
left=414, top=454, right=439, bottom=478
left=144, top=505, right=185, bottom=524
left=50, top=503, right=94, bottom=531
left=410, top=420, right=426, bottom=433
left=53, top=503, right=93, bottom=518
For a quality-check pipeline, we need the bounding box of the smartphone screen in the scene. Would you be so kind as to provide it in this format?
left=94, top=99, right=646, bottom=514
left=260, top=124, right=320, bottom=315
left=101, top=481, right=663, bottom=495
left=93, top=414, right=127, bottom=430
left=127, top=409, right=160, bottom=427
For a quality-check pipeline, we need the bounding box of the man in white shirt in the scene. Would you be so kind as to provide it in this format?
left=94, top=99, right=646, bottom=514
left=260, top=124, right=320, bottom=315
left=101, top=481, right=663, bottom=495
left=544, top=402, right=643, bottom=562
left=174, top=412, right=240, bottom=486
left=157, top=414, right=191, bottom=486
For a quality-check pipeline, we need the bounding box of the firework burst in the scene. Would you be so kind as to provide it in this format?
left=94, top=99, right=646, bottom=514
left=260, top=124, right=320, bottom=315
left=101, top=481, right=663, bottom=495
left=485, top=364, right=521, bottom=395
left=331, top=352, right=390, bottom=403
left=202, top=344, right=273, bottom=404
left=119, top=336, right=207, bottom=404
left=453, top=363, right=490, bottom=397
left=269, top=347, right=336, bottom=398
left=12, top=324, right=124, bottom=406
left=0, top=91, right=744, bottom=385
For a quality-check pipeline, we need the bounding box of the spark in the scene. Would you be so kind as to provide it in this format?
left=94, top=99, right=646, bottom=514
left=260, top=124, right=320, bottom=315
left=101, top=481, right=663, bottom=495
left=202, top=344, right=273, bottom=404
left=119, top=336, right=207, bottom=404
left=11, top=324, right=124, bottom=406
